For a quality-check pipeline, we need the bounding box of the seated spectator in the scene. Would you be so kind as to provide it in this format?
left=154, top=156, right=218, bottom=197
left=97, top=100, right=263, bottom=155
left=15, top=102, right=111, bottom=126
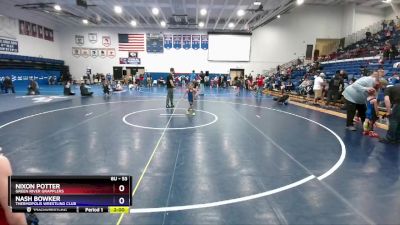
left=27, top=79, right=40, bottom=95
left=3, top=77, right=15, bottom=94
left=114, top=81, right=123, bottom=91
left=63, top=80, right=75, bottom=95
left=80, top=83, right=93, bottom=96
left=366, top=29, right=372, bottom=41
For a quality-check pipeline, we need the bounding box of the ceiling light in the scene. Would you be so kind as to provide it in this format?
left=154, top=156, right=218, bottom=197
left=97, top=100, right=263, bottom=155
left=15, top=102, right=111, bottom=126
left=160, top=20, right=166, bottom=27
left=114, top=6, right=122, bottom=14
left=130, top=20, right=137, bottom=27
left=253, top=1, right=262, bottom=6
left=82, top=19, right=89, bottom=24
left=277, top=14, right=281, bottom=18
left=228, top=22, right=235, bottom=28
left=237, top=9, right=245, bottom=17
left=152, top=8, right=159, bottom=15
left=296, top=0, right=304, bottom=5
left=382, top=0, right=391, bottom=3
left=54, top=5, right=61, bottom=11
left=199, top=21, right=205, bottom=28
left=200, top=8, right=207, bottom=16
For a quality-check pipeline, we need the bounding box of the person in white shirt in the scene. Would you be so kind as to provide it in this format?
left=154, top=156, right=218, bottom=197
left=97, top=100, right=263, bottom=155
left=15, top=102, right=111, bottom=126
left=313, top=73, right=325, bottom=104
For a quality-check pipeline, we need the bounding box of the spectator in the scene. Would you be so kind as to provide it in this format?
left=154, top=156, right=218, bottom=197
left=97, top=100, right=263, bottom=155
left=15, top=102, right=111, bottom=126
left=342, top=71, right=380, bottom=131
left=0, top=154, right=28, bottom=225
left=3, top=77, right=15, bottom=94
left=326, top=72, right=344, bottom=106
left=27, top=79, right=40, bottom=95
left=63, top=80, right=75, bottom=95
left=380, top=83, right=400, bottom=144
left=313, top=73, right=325, bottom=105
left=166, top=68, right=175, bottom=108
left=199, top=71, right=205, bottom=95
left=365, top=29, right=372, bottom=41
left=80, top=83, right=93, bottom=96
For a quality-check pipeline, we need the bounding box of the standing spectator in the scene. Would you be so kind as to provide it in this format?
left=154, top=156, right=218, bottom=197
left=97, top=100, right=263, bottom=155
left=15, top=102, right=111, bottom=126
left=0, top=154, right=28, bottom=225
left=199, top=71, right=205, bottom=95
left=313, top=73, right=325, bottom=105
left=326, top=72, right=344, bottom=106
left=342, top=71, right=379, bottom=131
left=380, top=84, right=400, bottom=144
left=166, top=68, right=175, bottom=108
left=189, top=70, right=196, bottom=84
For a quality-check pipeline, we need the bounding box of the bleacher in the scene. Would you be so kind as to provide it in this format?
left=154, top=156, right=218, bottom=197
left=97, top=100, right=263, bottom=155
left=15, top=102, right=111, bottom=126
left=0, top=54, right=64, bottom=66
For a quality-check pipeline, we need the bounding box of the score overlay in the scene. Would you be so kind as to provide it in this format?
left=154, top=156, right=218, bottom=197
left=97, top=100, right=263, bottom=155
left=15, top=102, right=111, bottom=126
left=8, top=176, right=132, bottom=213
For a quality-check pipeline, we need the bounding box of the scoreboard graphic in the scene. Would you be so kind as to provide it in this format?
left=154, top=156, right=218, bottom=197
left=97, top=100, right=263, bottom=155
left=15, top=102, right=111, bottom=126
left=8, top=176, right=132, bottom=213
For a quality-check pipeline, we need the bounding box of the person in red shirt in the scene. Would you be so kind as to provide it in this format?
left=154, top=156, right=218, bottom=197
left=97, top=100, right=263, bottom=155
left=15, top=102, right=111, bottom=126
left=0, top=154, right=27, bottom=225
left=255, top=75, right=264, bottom=97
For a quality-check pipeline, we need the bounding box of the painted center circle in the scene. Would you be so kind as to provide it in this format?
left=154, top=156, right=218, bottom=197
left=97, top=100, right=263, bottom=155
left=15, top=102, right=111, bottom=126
left=122, top=108, right=219, bottom=130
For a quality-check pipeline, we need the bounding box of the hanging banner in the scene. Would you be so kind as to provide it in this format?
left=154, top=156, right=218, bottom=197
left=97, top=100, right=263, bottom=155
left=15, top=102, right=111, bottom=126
left=81, top=48, right=90, bottom=58
left=102, top=36, right=111, bottom=47
left=75, top=35, right=84, bottom=46
left=99, top=49, right=107, bottom=58
left=31, top=24, right=37, bottom=37
left=72, top=47, right=81, bottom=57
left=164, top=34, right=172, bottom=49
left=88, top=33, right=97, bottom=44
left=146, top=33, right=164, bottom=53
left=19, top=20, right=25, bottom=35
left=173, top=35, right=182, bottom=49
left=119, top=57, right=141, bottom=65
left=38, top=26, right=44, bottom=39
left=90, top=49, right=98, bottom=58
left=0, top=38, right=18, bottom=53
left=191, top=35, right=200, bottom=50
left=201, top=35, right=208, bottom=50
left=107, top=48, right=116, bottom=58
left=182, top=35, right=191, bottom=50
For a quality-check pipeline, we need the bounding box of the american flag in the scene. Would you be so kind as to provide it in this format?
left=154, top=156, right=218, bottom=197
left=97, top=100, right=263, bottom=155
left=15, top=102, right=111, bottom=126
left=118, top=34, right=145, bottom=52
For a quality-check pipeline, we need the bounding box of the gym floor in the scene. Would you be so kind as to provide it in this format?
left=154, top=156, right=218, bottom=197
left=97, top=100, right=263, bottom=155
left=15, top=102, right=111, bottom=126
left=0, top=86, right=399, bottom=225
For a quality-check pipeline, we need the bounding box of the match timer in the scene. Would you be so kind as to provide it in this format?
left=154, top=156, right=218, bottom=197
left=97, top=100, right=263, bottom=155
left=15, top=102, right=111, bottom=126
left=8, top=176, right=132, bottom=213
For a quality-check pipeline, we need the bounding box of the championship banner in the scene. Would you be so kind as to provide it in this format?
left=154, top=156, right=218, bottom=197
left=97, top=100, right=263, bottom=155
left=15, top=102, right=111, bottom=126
left=38, top=26, right=43, bottom=39
left=31, top=24, right=37, bottom=37
left=173, top=35, right=182, bottom=49
left=107, top=48, right=116, bottom=58
left=102, top=36, right=111, bottom=47
left=72, top=47, right=81, bottom=57
left=0, top=38, right=18, bottom=53
left=99, top=49, right=107, bottom=58
left=81, top=48, right=90, bottom=58
left=182, top=35, right=191, bottom=50
left=25, top=22, right=31, bottom=36
left=90, top=49, right=98, bottom=58
left=19, top=20, right=25, bottom=35
left=88, top=33, right=97, bottom=44
left=146, top=33, right=164, bottom=53
left=48, top=29, right=54, bottom=42
left=75, top=35, right=84, bottom=46
left=164, top=34, right=172, bottom=49
left=201, top=35, right=208, bottom=50
left=119, top=57, right=141, bottom=65
left=191, top=35, right=200, bottom=50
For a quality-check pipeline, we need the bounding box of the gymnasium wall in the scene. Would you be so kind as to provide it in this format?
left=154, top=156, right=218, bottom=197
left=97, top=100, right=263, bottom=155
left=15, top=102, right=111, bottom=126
left=0, top=5, right=61, bottom=59
left=58, top=27, right=256, bottom=78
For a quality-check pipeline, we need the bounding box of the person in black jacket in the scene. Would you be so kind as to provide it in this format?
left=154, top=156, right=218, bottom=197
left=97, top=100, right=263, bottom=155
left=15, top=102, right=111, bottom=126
left=326, top=72, right=344, bottom=106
